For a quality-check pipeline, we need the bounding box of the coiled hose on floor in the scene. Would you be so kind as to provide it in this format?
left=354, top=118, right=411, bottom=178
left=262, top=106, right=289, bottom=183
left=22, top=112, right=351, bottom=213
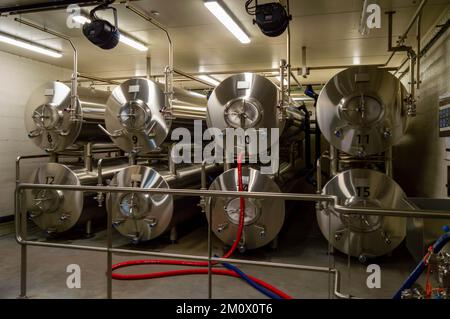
left=111, top=153, right=293, bottom=299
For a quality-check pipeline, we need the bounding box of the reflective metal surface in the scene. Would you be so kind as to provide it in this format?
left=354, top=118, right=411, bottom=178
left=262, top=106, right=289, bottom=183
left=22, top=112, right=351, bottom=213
left=107, top=165, right=173, bottom=242
left=105, top=78, right=206, bottom=154
left=207, top=73, right=285, bottom=151
left=107, top=163, right=221, bottom=242
left=25, top=81, right=110, bottom=152
left=206, top=167, right=285, bottom=249
left=317, top=168, right=413, bottom=257
left=23, top=162, right=127, bottom=233
left=317, top=66, right=408, bottom=156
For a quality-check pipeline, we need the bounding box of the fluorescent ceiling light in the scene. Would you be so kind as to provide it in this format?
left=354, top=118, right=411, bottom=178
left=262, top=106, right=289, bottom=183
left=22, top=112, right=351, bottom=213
left=72, top=15, right=148, bottom=51
left=118, top=34, right=148, bottom=51
left=198, top=75, right=220, bottom=86
left=0, top=32, right=62, bottom=58
left=204, top=1, right=250, bottom=44
left=353, top=56, right=361, bottom=65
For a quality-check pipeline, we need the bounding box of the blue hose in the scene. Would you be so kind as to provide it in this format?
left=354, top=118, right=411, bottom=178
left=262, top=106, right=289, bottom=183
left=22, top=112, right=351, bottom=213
left=221, top=261, right=283, bottom=299
left=393, top=226, right=450, bottom=299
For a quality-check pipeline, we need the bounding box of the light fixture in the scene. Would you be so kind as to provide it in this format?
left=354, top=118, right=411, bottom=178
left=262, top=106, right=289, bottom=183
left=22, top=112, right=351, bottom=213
left=73, top=15, right=148, bottom=51
left=353, top=56, right=361, bottom=65
left=245, top=1, right=291, bottom=37
left=204, top=1, right=251, bottom=44
left=198, top=75, right=220, bottom=86
left=0, top=32, right=62, bottom=58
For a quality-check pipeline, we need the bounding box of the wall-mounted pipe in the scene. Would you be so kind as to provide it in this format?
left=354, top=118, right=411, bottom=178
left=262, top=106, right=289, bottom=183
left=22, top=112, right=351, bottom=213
left=286, top=0, right=291, bottom=97
left=398, top=0, right=428, bottom=45
left=125, top=4, right=174, bottom=107
left=416, top=13, right=422, bottom=90
left=14, top=17, right=79, bottom=122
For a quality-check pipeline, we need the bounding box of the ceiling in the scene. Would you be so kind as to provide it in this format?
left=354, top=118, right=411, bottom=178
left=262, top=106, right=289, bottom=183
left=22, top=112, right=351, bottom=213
left=0, top=0, right=449, bottom=90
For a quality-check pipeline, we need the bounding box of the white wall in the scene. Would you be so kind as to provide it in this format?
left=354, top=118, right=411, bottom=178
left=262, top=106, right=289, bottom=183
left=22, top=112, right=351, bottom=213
left=0, top=51, right=71, bottom=218
left=394, top=7, right=450, bottom=198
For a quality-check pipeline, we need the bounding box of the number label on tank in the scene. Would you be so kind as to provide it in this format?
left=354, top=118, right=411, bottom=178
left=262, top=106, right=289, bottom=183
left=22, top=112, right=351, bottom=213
left=45, top=176, right=55, bottom=184
left=47, top=134, right=53, bottom=144
left=237, top=81, right=250, bottom=90
left=356, top=186, right=371, bottom=197
left=356, top=134, right=370, bottom=145
left=128, top=85, right=140, bottom=93
left=132, top=135, right=138, bottom=145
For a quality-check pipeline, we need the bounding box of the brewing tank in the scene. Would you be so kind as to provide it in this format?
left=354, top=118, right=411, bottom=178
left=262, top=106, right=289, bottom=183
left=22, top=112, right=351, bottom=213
left=104, top=78, right=207, bottom=154
left=206, top=167, right=285, bottom=250
left=316, top=169, right=415, bottom=258
left=25, top=81, right=111, bottom=152
left=316, top=66, right=409, bottom=156
left=107, top=163, right=222, bottom=242
left=23, top=160, right=128, bottom=234
left=207, top=73, right=291, bottom=151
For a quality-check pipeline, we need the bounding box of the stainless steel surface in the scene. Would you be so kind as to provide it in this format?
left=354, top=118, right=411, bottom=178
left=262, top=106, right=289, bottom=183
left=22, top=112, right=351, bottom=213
left=317, top=66, right=408, bottom=156
left=317, top=168, right=414, bottom=258
left=107, top=163, right=221, bottom=242
left=206, top=167, right=284, bottom=250
left=105, top=78, right=206, bottom=154
left=406, top=198, right=450, bottom=260
left=25, top=81, right=110, bottom=152
left=207, top=73, right=284, bottom=131
left=23, top=161, right=127, bottom=233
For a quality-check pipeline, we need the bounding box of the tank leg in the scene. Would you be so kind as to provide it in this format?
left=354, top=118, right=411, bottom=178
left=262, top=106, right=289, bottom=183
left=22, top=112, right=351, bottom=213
left=270, top=236, right=279, bottom=250
left=84, top=220, right=94, bottom=238
left=170, top=226, right=178, bottom=244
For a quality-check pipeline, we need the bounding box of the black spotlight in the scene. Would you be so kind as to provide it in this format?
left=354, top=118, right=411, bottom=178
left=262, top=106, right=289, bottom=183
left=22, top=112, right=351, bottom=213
left=83, top=1, right=120, bottom=50
left=245, top=1, right=291, bottom=37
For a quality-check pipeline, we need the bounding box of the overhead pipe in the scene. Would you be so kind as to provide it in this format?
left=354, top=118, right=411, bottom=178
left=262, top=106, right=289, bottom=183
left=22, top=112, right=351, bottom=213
left=398, top=0, right=428, bottom=45
left=125, top=3, right=174, bottom=108
left=14, top=17, right=79, bottom=122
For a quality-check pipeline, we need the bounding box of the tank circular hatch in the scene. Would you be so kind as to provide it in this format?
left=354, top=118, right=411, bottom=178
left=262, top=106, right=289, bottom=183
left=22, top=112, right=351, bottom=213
left=25, top=81, right=110, bottom=152
left=316, top=169, right=414, bottom=258
left=316, top=66, right=408, bottom=156
left=107, top=165, right=174, bottom=242
left=206, top=167, right=285, bottom=249
left=105, top=78, right=169, bottom=154
left=207, top=73, right=285, bottom=152
left=25, top=82, right=82, bottom=152
left=23, top=163, right=84, bottom=233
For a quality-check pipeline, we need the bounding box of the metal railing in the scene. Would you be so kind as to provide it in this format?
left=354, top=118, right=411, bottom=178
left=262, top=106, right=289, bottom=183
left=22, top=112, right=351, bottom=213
left=15, top=156, right=450, bottom=299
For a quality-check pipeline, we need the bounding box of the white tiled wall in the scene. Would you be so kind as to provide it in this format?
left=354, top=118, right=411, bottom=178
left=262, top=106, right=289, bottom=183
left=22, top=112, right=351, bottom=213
left=0, top=51, right=71, bottom=218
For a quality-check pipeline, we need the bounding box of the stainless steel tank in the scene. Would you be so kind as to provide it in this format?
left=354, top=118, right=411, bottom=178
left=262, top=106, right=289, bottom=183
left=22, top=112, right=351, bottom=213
left=206, top=167, right=285, bottom=250
left=107, top=163, right=221, bottom=242
left=207, top=73, right=286, bottom=150
left=23, top=161, right=128, bottom=234
left=25, top=81, right=111, bottom=152
left=104, top=78, right=207, bottom=154
left=316, top=66, right=409, bottom=156
left=316, top=169, right=415, bottom=258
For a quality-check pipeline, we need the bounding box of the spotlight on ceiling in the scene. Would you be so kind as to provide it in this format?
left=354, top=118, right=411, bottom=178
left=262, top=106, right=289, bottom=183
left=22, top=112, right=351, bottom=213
left=245, top=1, right=291, bottom=37
left=82, top=1, right=120, bottom=50
left=73, top=14, right=147, bottom=51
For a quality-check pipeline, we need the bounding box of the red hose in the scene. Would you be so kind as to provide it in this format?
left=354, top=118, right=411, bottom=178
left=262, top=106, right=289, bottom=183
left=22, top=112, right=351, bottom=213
left=111, top=152, right=292, bottom=299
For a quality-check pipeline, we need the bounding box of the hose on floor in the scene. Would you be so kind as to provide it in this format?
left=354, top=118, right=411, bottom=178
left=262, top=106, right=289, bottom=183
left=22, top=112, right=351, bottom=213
left=111, top=152, right=293, bottom=299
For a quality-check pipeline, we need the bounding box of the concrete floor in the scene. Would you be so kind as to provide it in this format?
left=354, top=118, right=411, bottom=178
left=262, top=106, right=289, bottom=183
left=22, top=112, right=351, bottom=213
left=0, top=199, right=420, bottom=299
